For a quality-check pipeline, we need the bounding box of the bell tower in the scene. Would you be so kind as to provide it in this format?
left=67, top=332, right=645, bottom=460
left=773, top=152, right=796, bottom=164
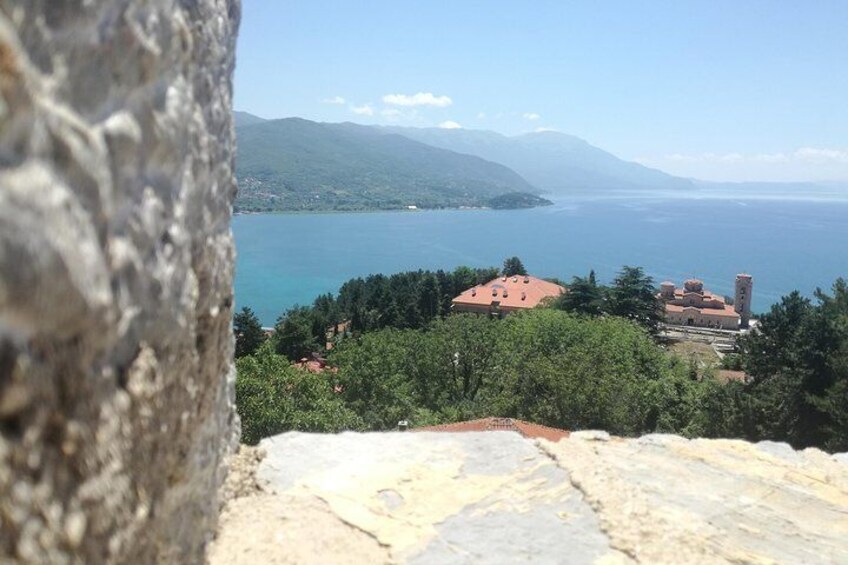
left=734, top=274, right=753, bottom=328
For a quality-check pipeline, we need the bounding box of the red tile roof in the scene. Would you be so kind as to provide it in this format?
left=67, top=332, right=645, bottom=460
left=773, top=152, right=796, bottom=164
left=717, top=370, right=748, bottom=383
left=665, top=303, right=740, bottom=318
left=672, top=289, right=726, bottom=303
left=452, top=275, right=565, bottom=311
left=413, top=417, right=570, bottom=442
left=293, top=356, right=338, bottom=374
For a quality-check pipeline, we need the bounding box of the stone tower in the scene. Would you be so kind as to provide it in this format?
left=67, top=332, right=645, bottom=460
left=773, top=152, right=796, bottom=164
left=735, top=274, right=753, bottom=328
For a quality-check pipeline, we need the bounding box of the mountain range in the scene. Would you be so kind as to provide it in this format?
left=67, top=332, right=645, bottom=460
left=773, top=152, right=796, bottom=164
left=381, top=125, right=693, bottom=194
left=234, top=113, right=548, bottom=212
left=233, top=111, right=841, bottom=212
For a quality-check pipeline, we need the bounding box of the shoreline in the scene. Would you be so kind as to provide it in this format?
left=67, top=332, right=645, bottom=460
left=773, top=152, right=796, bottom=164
left=233, top=190, right=848, bottom=217
left=234, top=205, right=510, bottom=217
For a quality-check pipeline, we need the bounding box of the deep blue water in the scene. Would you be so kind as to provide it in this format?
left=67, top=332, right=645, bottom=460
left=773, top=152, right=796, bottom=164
left=233, top=197, right=848, bottom=326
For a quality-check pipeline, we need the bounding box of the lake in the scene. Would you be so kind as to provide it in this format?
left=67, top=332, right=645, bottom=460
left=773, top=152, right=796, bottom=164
left=233, top=196, right=848, bottom=326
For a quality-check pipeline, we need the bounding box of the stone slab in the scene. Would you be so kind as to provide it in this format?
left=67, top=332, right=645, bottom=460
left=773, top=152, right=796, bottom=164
left=213, top=432, right=848, bottom=564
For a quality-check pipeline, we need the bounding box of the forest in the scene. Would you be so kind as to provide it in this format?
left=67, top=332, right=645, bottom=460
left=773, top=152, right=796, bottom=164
left=234, top=259, right=848, bottom=452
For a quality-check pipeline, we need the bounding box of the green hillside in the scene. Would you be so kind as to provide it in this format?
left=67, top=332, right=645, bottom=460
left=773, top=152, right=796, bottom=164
left=234, top=118, right=549, bottom=212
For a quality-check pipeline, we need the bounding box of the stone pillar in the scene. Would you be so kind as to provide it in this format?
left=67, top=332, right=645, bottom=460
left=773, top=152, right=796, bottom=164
left=0, top=0, right=240, bottom=562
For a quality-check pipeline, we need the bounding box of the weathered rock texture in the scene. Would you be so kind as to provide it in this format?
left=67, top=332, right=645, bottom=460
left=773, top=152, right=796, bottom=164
left=0, top=1, right=240, bottom=562
left=212, top=431, right=848, bottom=564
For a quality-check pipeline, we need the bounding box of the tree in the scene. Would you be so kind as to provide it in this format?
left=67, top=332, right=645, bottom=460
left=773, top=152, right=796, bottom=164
left=328, top=329, right=420, bottom=430
left=475, top=267, right=500, bottom=284
left=557, top=275, right=605, bottom=317
left=236, top=343, right=363, bottom=444
left=608, top=266, right=663, bottom=335
left=328, top=308, right=710, bottom=437
left=452, top=266, right=478, bottom=294
left=738, top=281, right=848, bottom=451
left=409, top=314, right=501, bottom=411
left=234, top=307, right=265, bottom=358
left=502, top=256, right=528, bottom=277
left=274, top=306, right=321, bottom=361
left=417, top=273, right=442, bottom=323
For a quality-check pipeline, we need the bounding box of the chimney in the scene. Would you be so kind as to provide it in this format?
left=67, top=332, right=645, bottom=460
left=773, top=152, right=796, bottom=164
left=521, top=291, right=526, bottom=301
left=512, top=276, right=518, bottom=282
left=503, top=289, right=509, bottom=298
left=397, top=420, right=409, bottom=431
left=502, top=276, right=507, bottom=282
left=471, top=287, right=477, bottom=296
left=492, top=288, right=498, bottom=297
left=523, top=276, right=530, bottom=284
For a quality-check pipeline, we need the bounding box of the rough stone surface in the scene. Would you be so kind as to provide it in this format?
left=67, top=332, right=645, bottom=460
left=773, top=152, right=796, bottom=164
left=212, top=431, right=848, bottom=564
left=0, top=1, right=240, bottom=562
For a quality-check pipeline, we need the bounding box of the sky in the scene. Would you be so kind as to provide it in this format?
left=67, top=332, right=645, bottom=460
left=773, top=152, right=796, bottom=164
left=234, top=1, right=848, bottom=183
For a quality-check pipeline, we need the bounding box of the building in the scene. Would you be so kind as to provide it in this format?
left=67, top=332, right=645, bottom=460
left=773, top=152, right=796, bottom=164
left=717, top=370, right=749, bottom=384
left=658, top=277, right=751, bottom=330
left=413, top=417, right=570, bottom=442
left=734, top=274, right=753, bottom=328
left=451, top=275, right=566, bottom=317
left=292, top=352, right=337, bottom=374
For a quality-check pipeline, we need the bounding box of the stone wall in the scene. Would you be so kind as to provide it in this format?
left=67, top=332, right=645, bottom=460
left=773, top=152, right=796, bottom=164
left=0, top=1, right=240, bottom=562
left=211, top=431, right=848, bottom=564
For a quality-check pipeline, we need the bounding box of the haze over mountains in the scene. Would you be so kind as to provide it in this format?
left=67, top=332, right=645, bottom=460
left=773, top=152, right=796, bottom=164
left=234, top=111, right=842, bottom=212
left=383, top=125, right=693, bottom=194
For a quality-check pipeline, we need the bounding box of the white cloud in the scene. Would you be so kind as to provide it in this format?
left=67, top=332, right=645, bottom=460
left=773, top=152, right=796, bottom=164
left=794, top=147, right=848, bottom=163
left=381, top=108, right=403, bottom=119
left=477, top=112, right=487, bottom=119
left=382, top=92, right=453, bottom=107
left=753, top=153, right=789, bottom=163
left=660, top=148, right=848, bottom=165
left=636, top=146, right=848, bottom=182
left=350, top=104, right=374, bottom=116
left=535, top=127, right=558, bottom=133
left=439, top=120, right=462, bottom=129
left=523, top=112, right=541, bottom=121
left=322, top=96, right=346, bottom=105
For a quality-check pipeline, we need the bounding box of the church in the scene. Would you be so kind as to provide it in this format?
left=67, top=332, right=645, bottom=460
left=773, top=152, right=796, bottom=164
left=658, top=275, right=753, bottom=330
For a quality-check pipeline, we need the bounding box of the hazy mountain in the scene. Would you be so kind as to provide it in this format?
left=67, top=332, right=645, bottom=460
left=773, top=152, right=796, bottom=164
left=235, top=118, right=549, bottom=212
left=383, top=126, right=694, bottom=194
left=234, top=111, right=267, bottom=128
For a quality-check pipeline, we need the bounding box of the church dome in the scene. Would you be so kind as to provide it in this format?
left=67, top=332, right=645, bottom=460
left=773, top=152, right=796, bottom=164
left=684, top=279, right=704, bottom=293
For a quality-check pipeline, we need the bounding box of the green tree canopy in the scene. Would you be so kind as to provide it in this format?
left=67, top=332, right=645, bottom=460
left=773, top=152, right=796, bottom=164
left=274, top=306, right=322, bottom=361
left=236, top=343, right=363, bottom=444
left=234, top=306, right=265, bottom=358
left=328, top=309, right=703, bottom=435
left=608, top=266, right=663, bottom=335
left=502, top=256, right=528, bottom=277
left=738, top=280, right=848, bottom=451
left=557, top=275, right=605, bottom=317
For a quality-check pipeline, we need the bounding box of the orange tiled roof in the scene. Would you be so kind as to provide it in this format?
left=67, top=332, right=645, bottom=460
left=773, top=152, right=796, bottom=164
left=665, top=303, right=740, bottom=318
left=452, top=275, right=565, bottom=310
left=413, top=417, right=570, bottom=442
left=293, top=357, right=338, bottom=374
left=717, top=370, right=748, bottom=383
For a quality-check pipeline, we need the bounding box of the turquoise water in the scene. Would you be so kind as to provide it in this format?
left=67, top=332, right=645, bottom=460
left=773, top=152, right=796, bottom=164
left=233, top=197, right=848, bottom=326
